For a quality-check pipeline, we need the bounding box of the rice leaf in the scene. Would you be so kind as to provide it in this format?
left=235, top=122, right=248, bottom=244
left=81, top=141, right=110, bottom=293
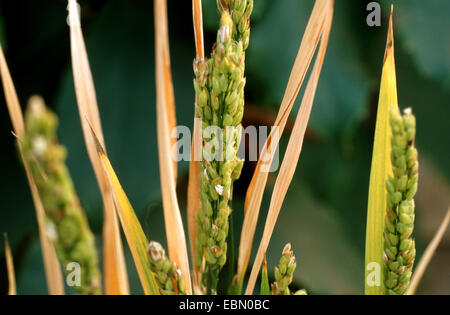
left=192, top=0, right=205, bottom=59
left=244, top=2, right=333, bottom=294
left=364, top=6, right=398, bottom=295
left=260, top=256, right=270, bottom=295
left=67, top=0, right=129, bottom=294
left=4, top=234, right=16, bottom=295
left=154, top=0, right=192, bottom=294
left=90, top=128, right=160, bottom=295
left=0, top=44, right=65, bottom=295
left=236, top=0, right=333, bottom=292
left=187, top=0, right=204, bottom=294
left=406, top=206, right=450, bottom=295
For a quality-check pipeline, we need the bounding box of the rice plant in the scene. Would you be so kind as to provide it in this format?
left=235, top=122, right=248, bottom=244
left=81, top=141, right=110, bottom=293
left=1, top=0, right=449, bottom=296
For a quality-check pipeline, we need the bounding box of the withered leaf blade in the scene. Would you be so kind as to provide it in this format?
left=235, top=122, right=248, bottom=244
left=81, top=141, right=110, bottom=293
left=4, top=234, right=16, bottom=295
left=68, top=0, right=129, bottom=294
left=245, top=0, right=333, bottom=294
left=237, top=0, right=332, bottom=288
left=187, top=0, right=205, bottom=294
left=154, top=0, right=192, bottom=294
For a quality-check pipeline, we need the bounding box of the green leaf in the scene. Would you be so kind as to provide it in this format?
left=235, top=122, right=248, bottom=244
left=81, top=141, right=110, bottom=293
left=260, top=258, right=270, bottom=295
left=365, top=12, right=398, bottom=295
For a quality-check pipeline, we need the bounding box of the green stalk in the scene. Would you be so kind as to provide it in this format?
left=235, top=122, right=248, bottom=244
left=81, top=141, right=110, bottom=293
left=22, top=97, right=101, bottom=294
left=194, top=0, right=252, bottom=294
left=383, top=107, right=418, bottom=295
left=260, top=257, right=270, bottom=295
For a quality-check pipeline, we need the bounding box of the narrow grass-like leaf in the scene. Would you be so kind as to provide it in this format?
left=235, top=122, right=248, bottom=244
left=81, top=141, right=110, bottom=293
left=154, top=0, right=192, bottom=295
left=0, top=44, right=65, bottom=295
left=67, top=0, right=129, bottom=295
left=192, top=0, right=204, bottom=60
left=260, top=256, right=270, bottom=295
left=244, top=3, right=333, bottom=294
left=4, top=234, right=16, bottom=295
left=236, top=0, right=333, bottom=290
left=154, top=0, right=178, bottom=184
left=364, top=7, right=397, bottom=295
left=406, top=206, right=450, bottom=295
left=187, top=0, right=205, bottom=294
left=90, top=129, right=160, bottom=295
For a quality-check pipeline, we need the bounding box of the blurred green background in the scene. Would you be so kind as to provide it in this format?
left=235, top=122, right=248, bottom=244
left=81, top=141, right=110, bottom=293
left=0, top=0, right=449, bottom=294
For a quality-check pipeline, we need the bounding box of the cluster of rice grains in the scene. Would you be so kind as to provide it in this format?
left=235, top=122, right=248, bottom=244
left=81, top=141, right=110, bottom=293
left=271, top=244, right=307, bottom=295
left=193, top=0, right=253, bottom=293
left=147, top=241, right=186, bottom=295
left=384, top=107, right=418, bottom=295
left=22, top=97, right=101, bottom=294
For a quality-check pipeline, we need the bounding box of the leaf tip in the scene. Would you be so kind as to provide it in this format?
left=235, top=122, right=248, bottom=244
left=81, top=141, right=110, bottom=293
left=384, top=4, right=395, bottom=62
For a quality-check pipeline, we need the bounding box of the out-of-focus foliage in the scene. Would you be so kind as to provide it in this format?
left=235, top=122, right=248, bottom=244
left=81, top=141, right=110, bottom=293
left=0, top=0, right=448, bottom=294
left=395, top=0, right=450, bottom=87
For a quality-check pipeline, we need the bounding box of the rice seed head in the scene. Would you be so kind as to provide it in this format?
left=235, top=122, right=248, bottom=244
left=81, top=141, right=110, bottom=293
left=147, top=241, right=186, bottom=295
left=194, top=0, right=253, bottom=293
left=22, top=96, right=102, bottom=295
left=271, top=243, right=305, bottom=295
left=0, top=44, right=65, bottom=294
left=384, top=106, right=418, bottom=295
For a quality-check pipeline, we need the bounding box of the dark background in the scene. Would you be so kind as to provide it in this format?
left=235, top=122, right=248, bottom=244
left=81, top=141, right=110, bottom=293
left=0, top=0, right=449, bottom=294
